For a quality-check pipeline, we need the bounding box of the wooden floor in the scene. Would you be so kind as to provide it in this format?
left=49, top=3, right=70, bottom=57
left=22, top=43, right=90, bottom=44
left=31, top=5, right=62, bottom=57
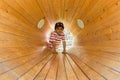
left=0, top=48, right=120, bottom=80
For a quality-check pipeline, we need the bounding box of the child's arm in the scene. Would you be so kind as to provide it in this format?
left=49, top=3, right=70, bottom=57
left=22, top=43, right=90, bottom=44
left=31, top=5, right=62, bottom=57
left=49, top=32, right=57, bottom=53
left=63, top=41, right=66, bottom=53
left=52, top=41, right=57, bottom=53
left=62, top=33, right=67, bottom=53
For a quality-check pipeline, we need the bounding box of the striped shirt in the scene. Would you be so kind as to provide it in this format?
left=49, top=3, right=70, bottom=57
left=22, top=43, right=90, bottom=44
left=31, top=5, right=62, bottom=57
left=49, top=31, right=65, bottom=48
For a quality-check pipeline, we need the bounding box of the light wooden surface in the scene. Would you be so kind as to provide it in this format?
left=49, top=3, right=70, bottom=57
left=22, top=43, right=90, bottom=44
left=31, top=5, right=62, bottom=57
left=0, top=0, right=120, bottom=80
left=1, top=49, right=120, bottom=80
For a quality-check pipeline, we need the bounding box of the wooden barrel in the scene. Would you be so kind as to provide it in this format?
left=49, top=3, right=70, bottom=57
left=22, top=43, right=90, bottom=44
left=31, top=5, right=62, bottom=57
left=0, top=0, right=120, bottom=80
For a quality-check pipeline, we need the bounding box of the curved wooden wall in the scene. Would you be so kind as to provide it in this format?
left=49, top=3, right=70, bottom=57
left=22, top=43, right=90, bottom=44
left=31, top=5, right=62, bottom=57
left=0, top=0, right=120, bottom=80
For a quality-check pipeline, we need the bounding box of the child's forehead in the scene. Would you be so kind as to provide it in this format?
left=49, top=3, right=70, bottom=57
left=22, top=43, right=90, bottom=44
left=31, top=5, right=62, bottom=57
left=58, top=27, right=62, bottom=28
left=57, top=27, right=63, bottom=29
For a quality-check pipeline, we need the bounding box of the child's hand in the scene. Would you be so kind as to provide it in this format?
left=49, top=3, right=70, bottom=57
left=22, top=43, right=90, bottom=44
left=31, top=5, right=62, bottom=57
left=62, top=50, right=67, bottom=54
left=53, top=50, right=58, bottom=54
left=51, top=43, right=58, bottom=54
left=52, top=48, right=58, bottom=54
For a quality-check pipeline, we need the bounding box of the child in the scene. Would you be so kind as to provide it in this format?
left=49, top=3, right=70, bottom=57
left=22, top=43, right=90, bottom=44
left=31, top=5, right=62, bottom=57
left=48, top=22, right=67, bottom=54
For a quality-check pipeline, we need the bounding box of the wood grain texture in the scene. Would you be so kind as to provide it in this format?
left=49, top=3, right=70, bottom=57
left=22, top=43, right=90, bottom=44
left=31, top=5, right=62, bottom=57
left=0, top=0, right=120, bottom=80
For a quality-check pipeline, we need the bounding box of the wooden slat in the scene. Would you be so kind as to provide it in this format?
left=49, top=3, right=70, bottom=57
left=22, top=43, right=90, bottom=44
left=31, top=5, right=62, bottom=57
left=57, top=54, right=67, bottom=80
left=18, top=54, right=53, bottom=80
left=45, top=54, right=58, bottom=80
left=69, top=54, right=106, bottom=80
left=0, top=51, right=51, bottom=80
left=0, top=53, right=40, bottom=75
left=33, top=54, right=56, bottom=80
left=66, top=54, right=89, bottom=80
left=0, top=0, right=120, bottom=80
left=73, top=51, right=120, bottom=79
left=64, top=54, right=78, bottom=80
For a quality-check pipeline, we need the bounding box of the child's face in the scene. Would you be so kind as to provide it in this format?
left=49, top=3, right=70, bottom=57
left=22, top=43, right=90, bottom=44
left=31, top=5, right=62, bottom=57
left=55, top=27, right=63, bottom=35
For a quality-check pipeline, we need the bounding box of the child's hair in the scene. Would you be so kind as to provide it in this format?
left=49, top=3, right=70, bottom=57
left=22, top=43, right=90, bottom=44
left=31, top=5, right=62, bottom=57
left=55, top=22, right=64, bottom=30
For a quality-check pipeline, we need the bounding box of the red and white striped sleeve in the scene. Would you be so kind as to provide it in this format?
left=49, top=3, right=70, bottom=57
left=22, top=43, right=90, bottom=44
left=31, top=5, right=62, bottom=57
left=49, top=32, right=56, bottom=42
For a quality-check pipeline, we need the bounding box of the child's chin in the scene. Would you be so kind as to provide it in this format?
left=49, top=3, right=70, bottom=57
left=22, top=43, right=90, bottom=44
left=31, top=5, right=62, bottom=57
left=58, top=34, right=62, bottom=35
left=59, top=32, right=62, bottom=35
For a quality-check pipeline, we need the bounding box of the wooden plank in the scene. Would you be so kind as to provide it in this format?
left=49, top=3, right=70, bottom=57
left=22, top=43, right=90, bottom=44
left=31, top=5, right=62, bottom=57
left=0, top=52, right=51, bottom=80
left=64, top=54, right=78, bottom=80
left=69, top=54, right=106, bottom=80
left=0, top=53, right=39, bottom=75
left=45, top=54, right=59, bottom=80
left=33, top=54, right=57, bottom=80
left=66, top=54, right=89, bottom=80
left=18, top=54, right=53, bottom=80
left=57, top=54, right=67, bottom=80
left=82, top=51, right=120, bottom=71
left=76, top=53, right=120, bottom=80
